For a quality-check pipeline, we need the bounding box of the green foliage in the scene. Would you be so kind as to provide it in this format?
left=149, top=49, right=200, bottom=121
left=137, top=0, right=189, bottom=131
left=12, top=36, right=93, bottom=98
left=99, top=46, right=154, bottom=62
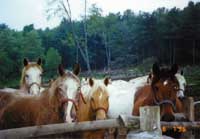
left=45, top=47, right=61, bottom=78
left=21, top=30, right=44, bottom=60
left=1, top=1, right=200, bottom=87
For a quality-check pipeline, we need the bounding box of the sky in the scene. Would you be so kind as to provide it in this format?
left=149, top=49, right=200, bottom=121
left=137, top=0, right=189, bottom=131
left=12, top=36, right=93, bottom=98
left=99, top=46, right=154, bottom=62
left=0, top=0, right=199, bottom=30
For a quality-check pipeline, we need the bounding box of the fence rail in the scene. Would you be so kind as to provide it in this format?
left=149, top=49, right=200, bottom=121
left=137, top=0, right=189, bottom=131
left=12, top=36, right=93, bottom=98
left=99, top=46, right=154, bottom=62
left=0, top=115, right=139, bottom=138
left=1, top=99, right=200, bottom=139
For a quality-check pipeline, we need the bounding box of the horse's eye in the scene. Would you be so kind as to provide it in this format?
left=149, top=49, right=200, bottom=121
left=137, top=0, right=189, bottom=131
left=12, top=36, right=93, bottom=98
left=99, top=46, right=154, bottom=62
left=174, top=85, right=178, bottom=90
left=40, top=74, right=42, bottom=77
left=154, top=86, right=159, bottom=92
left=77, top=86, right=81, bottom=91
left=91, top=97, right=94, bottom=102
left=25, top=74, right=29, bottom=78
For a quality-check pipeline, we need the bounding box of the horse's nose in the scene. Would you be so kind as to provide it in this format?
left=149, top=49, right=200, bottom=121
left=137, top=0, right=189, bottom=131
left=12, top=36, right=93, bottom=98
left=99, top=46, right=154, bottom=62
left=70, top=109, right=77, bottom=122
left=161, top=114, right=175, bottom=121
left=96, top=116, right=106, bottom=120
left=178, top=96, right=186, bottom=101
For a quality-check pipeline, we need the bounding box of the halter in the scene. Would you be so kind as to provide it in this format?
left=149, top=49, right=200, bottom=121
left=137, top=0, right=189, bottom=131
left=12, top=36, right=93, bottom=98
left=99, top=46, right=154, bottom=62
left=60, top=97, right=79, bottom=111
left=152, top=86, right=177, bottom=112
left=28, top=82, right=41, bottom=94
left=60, top=90, right=86, bottom=111
left=94, top=107, right=108, bottom=114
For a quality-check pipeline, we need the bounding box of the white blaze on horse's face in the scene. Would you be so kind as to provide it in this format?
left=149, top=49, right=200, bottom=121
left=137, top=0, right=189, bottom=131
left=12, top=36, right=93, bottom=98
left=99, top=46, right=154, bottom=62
left=25, top=67, right=42, bottom=95
left=175, top=73, right=187, bottom=98
left=62, top=77, right=80, bottom=123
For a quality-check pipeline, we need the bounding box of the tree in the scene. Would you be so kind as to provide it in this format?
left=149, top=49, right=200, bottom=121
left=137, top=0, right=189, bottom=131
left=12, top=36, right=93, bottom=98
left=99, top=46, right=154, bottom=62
left=21, top=30, right=44, bottom=60
left=46, top=0, right=91, bottom=72
left=45, top=47, right=61, bottom=77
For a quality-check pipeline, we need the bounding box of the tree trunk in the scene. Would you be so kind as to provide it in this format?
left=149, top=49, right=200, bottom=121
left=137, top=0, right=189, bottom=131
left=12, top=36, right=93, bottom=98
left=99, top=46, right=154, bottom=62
left=103, top=32, right=111, bottom=71
left=193, top=40, right=195, bottom=65
left=173, top=41, right=176, bottom=64
left=84, top=0, right=91, bottom=72
left=60, top=0, right=91, bottom=72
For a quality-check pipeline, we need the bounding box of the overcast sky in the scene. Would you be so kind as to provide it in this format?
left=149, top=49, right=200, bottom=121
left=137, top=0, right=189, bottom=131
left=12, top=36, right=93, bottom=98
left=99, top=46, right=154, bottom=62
left=0, top=0, right=199, bottom=30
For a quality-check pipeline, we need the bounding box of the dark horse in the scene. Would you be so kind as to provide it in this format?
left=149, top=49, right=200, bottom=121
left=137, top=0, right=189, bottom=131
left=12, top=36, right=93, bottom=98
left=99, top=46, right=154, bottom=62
left=132, top=63, right=183, bottom=121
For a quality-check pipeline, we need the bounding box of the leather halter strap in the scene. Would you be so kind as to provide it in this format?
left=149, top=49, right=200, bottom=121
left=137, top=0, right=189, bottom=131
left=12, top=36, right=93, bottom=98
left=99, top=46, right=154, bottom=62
left=60, top=98, right=78, bottom=111
left=152, top=87, right=177, bottom=111
left=28, top=82, right=41, bottom=94
left=94, top=107, right=108, bottom=113
left=60, top=90, right=86, bottom=111
left=79, top=91, right=86, bottom=104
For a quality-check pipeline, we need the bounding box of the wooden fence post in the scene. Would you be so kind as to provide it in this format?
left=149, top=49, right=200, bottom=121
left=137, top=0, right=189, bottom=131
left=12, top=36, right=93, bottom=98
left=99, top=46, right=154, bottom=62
left=127, top=106, right=162, bottom=139
left=139, top=106, right=161, bottom=133
left=183, top=97, right=194, bottom=121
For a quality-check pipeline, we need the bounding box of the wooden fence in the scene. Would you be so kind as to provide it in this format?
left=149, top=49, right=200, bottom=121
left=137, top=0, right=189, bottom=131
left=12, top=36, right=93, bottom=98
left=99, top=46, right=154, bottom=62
left=0, top=97, right=200, bottom=139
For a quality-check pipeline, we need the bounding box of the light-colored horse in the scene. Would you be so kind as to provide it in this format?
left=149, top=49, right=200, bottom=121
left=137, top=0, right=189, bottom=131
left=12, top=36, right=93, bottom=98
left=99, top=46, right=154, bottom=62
left=20, top=58, right=44, bottom=95
left=0, top=58, right=44, bottom=95
left=175, top=72, right=187, bottom=98
left=77, top=77, right=110, bottom=139
left=107, top=80, right=138, bottom=118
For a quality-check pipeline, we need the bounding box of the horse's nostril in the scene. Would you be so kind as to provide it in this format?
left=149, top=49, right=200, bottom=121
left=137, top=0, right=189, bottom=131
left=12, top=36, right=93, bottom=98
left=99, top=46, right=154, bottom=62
left=161, top=114, right=175, bottom=122
left=178, top=96, right=186, bottom=101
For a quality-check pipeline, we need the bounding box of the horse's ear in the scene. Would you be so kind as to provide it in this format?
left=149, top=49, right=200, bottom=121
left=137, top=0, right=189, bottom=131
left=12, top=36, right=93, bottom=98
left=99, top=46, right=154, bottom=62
left=23, top=58, right=29, bottom=66
left=104, top=77, right=110, bottom=86
left=58, top=64, right=65, bottom=76
left=73, top=64, right=80, bottom=76
left=37, top=58, right=42, bottom=65
left=89, top=78, right=94, bottom=87
left=147, top=73, right=152, bottom=83
left=171, top=64, right=178, bottom=75
left=181, top=70, right=184, bottom=75
left=152, top=62, right=160, bottom=77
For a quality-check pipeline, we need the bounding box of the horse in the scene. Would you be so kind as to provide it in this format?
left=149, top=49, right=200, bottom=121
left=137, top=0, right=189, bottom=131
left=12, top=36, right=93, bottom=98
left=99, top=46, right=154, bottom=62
left=19, top=58, right=44, bottom=95
left=0, top=64, right=81, bottom=129
left=77, top=77, right=110, bottom=139
left=129, top=69, right=187, bottom=99
left=107, top=79, right=138, bottom=118
left=175, top=71, right=187, bottom=99
left=0, top=58, right=44, bottom=95
left=132, top=63, right=184, bottom=122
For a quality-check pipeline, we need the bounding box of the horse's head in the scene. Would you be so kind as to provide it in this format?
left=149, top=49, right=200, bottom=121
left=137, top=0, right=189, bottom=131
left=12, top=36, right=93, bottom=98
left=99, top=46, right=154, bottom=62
left=175, top=71, right=187, bottom=100
left=88, top=78, right=109, bottom=120
left=148, top=69, right=186, bottom=100
left=151, top=63, right=180, bottom=121
left=53, top=64, right=81, bottom=123
left=21, top=58, right=43, bottom=95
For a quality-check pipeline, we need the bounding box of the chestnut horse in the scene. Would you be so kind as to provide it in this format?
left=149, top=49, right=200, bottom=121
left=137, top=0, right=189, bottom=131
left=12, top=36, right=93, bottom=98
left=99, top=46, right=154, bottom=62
left=0, top=58, right=44, bottom=95
left=132, top=63, right=183, bottom=121
left=77, top=77, right=110, bottom=139
left=129, top=70, right=187, bottom=99
left=0, top=64, right=81, bottom=129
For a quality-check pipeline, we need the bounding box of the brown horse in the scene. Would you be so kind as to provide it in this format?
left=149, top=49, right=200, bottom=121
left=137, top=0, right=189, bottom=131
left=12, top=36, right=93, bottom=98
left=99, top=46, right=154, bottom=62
left=132, top=63, right=183, bottom=121
left=0, top=64, right=81, bottom=129
left=77, top=77, right=110, bottom=139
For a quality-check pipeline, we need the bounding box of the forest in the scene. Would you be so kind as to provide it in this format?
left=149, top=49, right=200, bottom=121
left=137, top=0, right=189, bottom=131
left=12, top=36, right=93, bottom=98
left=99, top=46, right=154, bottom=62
left=0, top=1, right=200, bottom=87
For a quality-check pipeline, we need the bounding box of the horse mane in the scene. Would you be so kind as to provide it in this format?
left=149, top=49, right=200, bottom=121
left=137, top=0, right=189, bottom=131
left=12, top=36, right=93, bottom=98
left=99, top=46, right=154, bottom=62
left=20, top=62, right=43, bottom=87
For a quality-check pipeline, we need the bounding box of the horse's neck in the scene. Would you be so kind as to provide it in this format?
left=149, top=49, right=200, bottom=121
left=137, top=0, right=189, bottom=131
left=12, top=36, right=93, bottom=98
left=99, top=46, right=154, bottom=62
left=20, top=84, right=29, bottom=94
left=77, top=97, right=93, bottom=122
left=140, top=85, right=155, bottom=106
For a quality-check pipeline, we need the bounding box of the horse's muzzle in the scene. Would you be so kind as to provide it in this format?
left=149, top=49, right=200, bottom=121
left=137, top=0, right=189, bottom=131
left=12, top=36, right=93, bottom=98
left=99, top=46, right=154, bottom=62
left=161, top=114, right=175, bottom=122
